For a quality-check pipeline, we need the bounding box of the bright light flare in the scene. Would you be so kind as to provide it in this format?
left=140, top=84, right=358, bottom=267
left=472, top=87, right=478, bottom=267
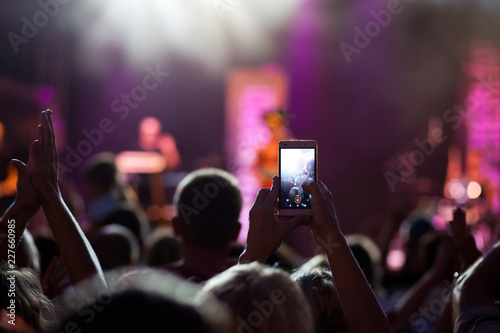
left=467, top=181, right=482, bottom=199
left=280, top=148, right=314, bottom=175
left=445, top=179, right=466, bottom=200
left=386, top=249, right=405, bottom=271
left=116, top=151, right=166, bottom=174
left=69, top=0, right=303, bottom=74
left=466, top=208, right=480, bottom=225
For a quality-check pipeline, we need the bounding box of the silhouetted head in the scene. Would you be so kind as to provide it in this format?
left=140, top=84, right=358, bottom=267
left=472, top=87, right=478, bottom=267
left=143, top=227, right=181, bottom=267
left=54, top=270, right=232, bottom=333
left=139, top=117, right=162, bottom=150
left=91, top=225, right=140, bottom=270
left=98, top=206, right=147, bottom=247
left=346, top=234, right=382, bottom=288
left=173, top=168, right=242, bottom=251
left=84, top=153, right=119, bottom=198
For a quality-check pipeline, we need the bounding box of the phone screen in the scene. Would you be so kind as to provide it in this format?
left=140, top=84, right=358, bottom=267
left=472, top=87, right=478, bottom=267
left=279, top=147, right=316, bottom=209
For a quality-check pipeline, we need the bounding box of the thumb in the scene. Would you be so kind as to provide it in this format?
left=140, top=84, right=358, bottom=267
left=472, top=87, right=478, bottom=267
left=10, top=159, right=27, bottom=176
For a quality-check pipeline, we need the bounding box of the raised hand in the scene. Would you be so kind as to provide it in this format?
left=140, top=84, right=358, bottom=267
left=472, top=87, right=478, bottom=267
left=239, top=176, right=307, bottom=263
left=29, top=110, right=60, bottom=197
left=24, top=110, right=105, bottom=288
left=449, top=207, right=481, bottom=271
left=42, top=256, right=70, bottom=299
left=301, top=180, right=342, bottom=247
left=0, top=138, right=43, bottom=256
left=301, top=180, right=391, bottom=333
left=10, top=158, right=39, bottom=216
left=429, top=234, right=458, bottom=282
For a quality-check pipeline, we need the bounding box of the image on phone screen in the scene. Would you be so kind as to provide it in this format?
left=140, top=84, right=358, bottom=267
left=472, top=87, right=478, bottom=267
left=279, top=147, right=316, bottom=209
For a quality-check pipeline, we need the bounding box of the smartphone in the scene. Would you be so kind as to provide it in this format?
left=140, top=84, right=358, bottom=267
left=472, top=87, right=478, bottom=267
left=278, top=140, right=317, bottom=216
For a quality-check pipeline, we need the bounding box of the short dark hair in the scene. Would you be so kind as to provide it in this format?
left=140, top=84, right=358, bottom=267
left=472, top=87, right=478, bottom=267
left=84, top=153, right=118, bottom=192
left=174, top=168, right=242, bottom=250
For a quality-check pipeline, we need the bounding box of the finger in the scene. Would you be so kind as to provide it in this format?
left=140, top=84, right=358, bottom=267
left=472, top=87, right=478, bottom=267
left=264, top=176, right=280, bottom=208
left=302, top=181, right=318, bottom=197
left=253, top=188, right=270, bottom=207
left=29, top=140, right=42, bottom=163
left=318, top=181, right=332, bottom=199
left=41, top=110, right=55, bottom=159
left=37, top=124, right=44, bottom=147
left=318, top=181, right=335, bottom=215
left=45, top=110, right=57, bottom=152
left=453, top=208, right=466, bottom=222
left=302, top=181, right=324, bottom=203
left=451, top=208, right=467, bottom=238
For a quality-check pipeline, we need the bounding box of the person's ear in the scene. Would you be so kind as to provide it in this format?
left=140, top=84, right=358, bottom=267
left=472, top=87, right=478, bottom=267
left=172, top=216, right=182, bottom=237
left=230, top=221, right=242, bottom=241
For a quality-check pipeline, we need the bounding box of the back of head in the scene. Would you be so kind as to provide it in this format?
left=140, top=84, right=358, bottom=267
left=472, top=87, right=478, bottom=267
left=99, top=206, right=147, bottom=246
left=16, top=230, right=41, bottom=275
left=84, top=153, right=119, bottom=195
left=55, top=270, right=232, bottom=333
left=291, top=267, right=349, bottom=333
left=61, top=289, right=210, bottom=333
left=91, top=225, right=140, bottom=270
left=346, top=234, right=381, bottom=288
left=143, top=227, right=181, bottom=267
left=0, top=265, right=54, bottom=332
left=201, top=262, right=314, bottom=333
left=174, top=168, right=242, bottom=250
left=295, top=254, right=329, bottom=272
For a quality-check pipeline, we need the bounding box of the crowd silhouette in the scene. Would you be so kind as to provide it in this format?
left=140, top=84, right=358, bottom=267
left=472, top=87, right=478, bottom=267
left=0, top=110, right=498, bottom=333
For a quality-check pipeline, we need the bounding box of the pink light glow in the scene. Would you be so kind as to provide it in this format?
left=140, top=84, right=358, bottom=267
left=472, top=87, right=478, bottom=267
left=116, top=151, right=166, bottom=174
left=465, top=44, right=500, bottom=212
left=38, top=87, right=55, bottom=104
left=225, top=67, right=288, bottom=243
left=234, top=86, right=278, bottom=243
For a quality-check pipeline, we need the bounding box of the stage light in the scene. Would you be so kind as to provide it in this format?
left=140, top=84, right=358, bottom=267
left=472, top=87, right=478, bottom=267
left=467, top=181, right=482, bottom=199
left=386, top=249, right=405, bottom=271
left=466, top=208, right=480, bottom=225
left=115, top=151, right=167, bottom=174
left=444, top=179, right=466, bottom=200
left=69, top=0, right=303, bottom=74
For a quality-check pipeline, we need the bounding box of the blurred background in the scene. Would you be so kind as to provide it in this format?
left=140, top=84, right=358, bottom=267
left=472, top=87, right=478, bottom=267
left=1, top=0, right=500, bottom=258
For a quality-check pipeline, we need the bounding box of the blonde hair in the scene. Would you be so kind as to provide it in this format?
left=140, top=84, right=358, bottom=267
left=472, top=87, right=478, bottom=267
left=201, top=262, right=314, bottom=333
left=0, top=264, right=54, bottom=332
left=292, top=266, right=349, bottom=333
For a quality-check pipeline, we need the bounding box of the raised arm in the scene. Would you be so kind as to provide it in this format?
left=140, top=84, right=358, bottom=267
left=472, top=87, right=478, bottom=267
left=29, top=110, right=105, bottom=288
left=302, top=181, right=391, bottom=333
left=391, top=235, right=457, bottom=331
left=450, top=208, right=481, bottom=271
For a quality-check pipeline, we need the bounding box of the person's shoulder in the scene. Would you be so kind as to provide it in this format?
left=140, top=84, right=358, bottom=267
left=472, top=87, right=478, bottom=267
left=455, top=306, right=500, bottom=333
